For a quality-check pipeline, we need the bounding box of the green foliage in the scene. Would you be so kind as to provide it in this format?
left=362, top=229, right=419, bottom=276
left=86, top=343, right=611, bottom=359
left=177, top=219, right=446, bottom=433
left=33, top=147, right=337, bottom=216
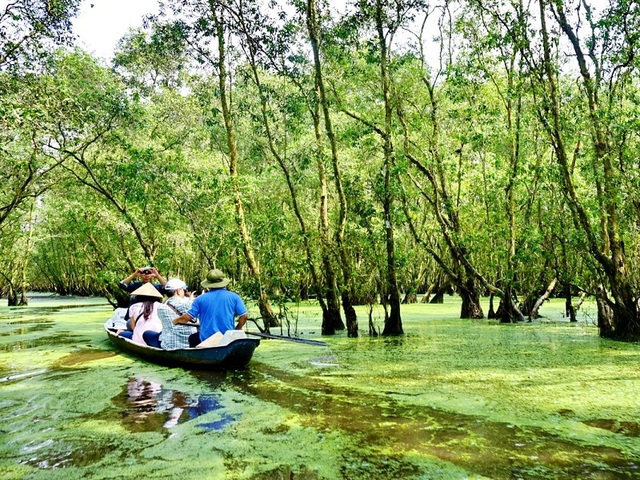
left=3, top=0, right=640, bottom=335
left=114, top=21, right=190, bottom=95
left=0, top=0, right=80, bottom=69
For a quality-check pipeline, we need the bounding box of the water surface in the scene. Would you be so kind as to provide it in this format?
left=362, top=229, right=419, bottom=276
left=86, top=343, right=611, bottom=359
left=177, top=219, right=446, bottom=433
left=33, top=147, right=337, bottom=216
left=1, top=296, right=639, bottom=479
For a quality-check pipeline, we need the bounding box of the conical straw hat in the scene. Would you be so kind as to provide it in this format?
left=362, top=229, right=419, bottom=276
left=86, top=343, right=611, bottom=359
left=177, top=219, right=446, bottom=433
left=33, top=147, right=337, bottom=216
left=131, top=282, right=163, bottom=299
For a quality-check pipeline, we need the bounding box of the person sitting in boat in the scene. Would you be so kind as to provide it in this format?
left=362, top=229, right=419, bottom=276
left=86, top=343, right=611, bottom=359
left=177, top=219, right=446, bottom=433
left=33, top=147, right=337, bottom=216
left=144, top=278, right=197, bottom=350
left=118, top=283, right=164, bottom=346
left=119, top=266, right=167, bottom=295
left=164, top=278, right=194, bottom=314
left=172, top=269, right=248, bottom=348
left=118, top=266, right=167, bottom=331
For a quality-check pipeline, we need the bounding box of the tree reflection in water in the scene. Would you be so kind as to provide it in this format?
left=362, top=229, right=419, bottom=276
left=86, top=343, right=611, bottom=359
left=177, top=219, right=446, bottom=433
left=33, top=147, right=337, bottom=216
left=121, top=377, right=238, bottom=432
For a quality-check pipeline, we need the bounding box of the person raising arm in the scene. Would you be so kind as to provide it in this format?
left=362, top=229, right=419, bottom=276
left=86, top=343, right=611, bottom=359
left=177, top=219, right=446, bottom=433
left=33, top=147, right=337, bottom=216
left=118, top=266, right=168, bottom=329
left=119, top=266, right=167, bottom=293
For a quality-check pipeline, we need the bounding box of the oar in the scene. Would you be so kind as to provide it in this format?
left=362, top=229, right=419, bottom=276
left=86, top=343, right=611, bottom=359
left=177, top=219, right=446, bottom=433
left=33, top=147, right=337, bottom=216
left=246, top=331, right=327, bottom=347
left=179, top=320, right=327, bottom=346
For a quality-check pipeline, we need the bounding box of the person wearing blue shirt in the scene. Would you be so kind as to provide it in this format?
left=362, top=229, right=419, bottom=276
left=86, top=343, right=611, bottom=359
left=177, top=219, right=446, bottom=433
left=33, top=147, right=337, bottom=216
left=173, top=269, right=248, bottom=347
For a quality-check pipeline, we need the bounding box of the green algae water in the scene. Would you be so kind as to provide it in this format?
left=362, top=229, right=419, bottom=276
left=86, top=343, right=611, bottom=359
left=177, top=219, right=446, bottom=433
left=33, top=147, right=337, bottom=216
left=1, top=295, right=640, bottom=479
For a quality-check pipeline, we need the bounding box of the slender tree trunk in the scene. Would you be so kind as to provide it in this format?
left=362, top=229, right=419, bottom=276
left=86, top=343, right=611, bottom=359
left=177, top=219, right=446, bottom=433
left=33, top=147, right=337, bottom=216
left=529, top=277, right=557, bottom=319
left=310, top=65, right=344, bottom=335
left=7, top=286, right=18, bottom=307
left=212, top=4, right=277, bottom=328
left=15, top=202, right=35, bottom=306
left=374, top=0, right=402, bottom=335
left=538, top=0, right=639, bottom=339
left=315, top=114, right=342, bottom=334
left=596, top=285, right=614, bottom=337
left=563, top=282, right=576, bottom=322
left=367, top=302, right=378, bottom=336
left=504, top=56, right=522, bottom=322
left=236, top=8, right=333, bottom=331
left=307, top=0, right=352, bottom=335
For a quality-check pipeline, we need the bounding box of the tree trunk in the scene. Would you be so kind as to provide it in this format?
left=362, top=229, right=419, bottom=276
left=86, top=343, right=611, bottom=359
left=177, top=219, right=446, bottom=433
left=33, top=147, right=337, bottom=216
left=321, top=243, right=344, bottom=334
left=18, top=288, right=28, bottom=306
left=402, top=292, right=418, bottom=304
left=16, top=201, right=35, bottom=307
left=212, top=4, right=277, bottom=328
left=538, top=0, right=640, bottom=339
left=497, top=287, right=525, bottom=323
left=608, top=282, right=640, bottom=339
left=314, top=80, right=344, bottom=334
left=375, top=0, right=402, bottom=336
left=429, top=288, right=445, bottom=304
left=569, top=291, right=588, bottom=323
left=596, top=286, right=614, bottom=337
left=421, top=282, right=434, bottom=303
left=241, top=13, right=333, bottom=332
left=342, top=292, right=358, bottom=337
left=563, top=282, right=576, bottom=322
left=7, top=286, right=18, bottom=307
left=529, top=277, right=558, bottom=320
left=460, top=281, right=484, bottom=319
left=307, top=0, right=354, bottom=336
left=367, top=303, right=378, bottom=336
left=321, top=257, right=342, bottom=335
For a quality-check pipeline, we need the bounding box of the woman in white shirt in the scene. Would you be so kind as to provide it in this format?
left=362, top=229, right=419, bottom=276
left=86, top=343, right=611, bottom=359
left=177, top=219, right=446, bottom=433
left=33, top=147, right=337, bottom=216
left=127, top=283, right=164, bottom=345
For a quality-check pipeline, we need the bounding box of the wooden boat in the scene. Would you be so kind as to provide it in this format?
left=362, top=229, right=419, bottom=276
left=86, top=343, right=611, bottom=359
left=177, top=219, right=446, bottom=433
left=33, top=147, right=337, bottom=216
left=104, top=323, right=260, bottom=369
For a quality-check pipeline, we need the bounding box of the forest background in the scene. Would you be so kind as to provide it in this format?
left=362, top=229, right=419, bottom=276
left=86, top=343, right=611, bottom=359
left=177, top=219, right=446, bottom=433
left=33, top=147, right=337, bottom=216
left=1, top=0, right=639, bottom=340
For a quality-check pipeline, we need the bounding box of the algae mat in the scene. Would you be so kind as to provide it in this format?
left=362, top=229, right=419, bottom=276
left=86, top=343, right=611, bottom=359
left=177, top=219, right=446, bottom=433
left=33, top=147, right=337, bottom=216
left=0, top=295, right=639, bottom=479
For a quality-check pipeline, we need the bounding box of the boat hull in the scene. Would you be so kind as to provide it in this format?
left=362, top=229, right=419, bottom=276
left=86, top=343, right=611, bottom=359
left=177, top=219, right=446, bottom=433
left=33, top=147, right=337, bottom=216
left=105, top=326, right=260, bottom=369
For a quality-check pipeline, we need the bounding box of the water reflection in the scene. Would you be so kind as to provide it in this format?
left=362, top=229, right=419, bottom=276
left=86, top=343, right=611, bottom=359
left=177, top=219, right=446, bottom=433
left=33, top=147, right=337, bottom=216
left=20, top=441, right=107, bottom=469
left=116, top=377, right=238, bottom=432
left=382, top=335, right=406, bottom=347
left=0, top=317, right=55, bottom=338
left=584, top=418, right=640, bottom=437
left=1, top=334, right=77, bottom=351
left=2, top=303, right=107, bottom=316
left=0, top=323, right=55, bottom=337
left=54, top=348, right=116, bottom=367
left=235, top=362, right=640, bottom=479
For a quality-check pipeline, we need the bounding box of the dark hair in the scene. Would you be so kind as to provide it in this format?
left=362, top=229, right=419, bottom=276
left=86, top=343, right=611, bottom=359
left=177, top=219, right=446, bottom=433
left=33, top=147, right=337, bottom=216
left=140, top=298, right=159, bottom=321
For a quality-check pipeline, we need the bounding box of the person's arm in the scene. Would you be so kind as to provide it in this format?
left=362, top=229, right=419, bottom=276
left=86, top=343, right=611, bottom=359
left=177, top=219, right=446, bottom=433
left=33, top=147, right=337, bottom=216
left=235, top=313, right=247, bottom=330
left=129, top=310, right=139, bottom=330
left=233, top=294, right=248, bottom=330
left=173, top=312, right=194, bottom=326
left=150, top=267, right=167, bottom=286
left=120, top=268, right=142, bottom=288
